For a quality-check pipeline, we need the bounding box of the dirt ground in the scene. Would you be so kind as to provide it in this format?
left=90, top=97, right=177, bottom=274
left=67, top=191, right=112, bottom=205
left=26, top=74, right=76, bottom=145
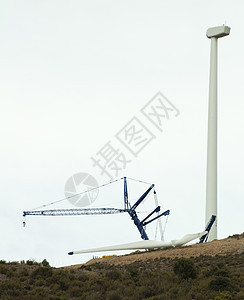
left=65, top=235, right=244, bottom=269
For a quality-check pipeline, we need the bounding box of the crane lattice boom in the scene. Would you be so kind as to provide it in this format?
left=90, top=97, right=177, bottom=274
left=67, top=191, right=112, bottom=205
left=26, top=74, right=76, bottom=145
left=23, top=208, right=127, bottom=217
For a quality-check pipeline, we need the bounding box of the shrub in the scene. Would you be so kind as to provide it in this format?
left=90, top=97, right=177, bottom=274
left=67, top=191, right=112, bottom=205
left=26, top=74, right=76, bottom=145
left=31, top=266, right=53, bottom=278
left=26, top=260, right=35, bottom=266
left=9, top=261, right=19, bottom=265
left=173, top=258, right=197, bottom=279
left=209, top=276, right=233, bottom=291
left=58, top=280, right=69, bottom=291
left=41, top=259, right=50, bottom=267
left=29, top=287, right=48, bottom=298
left=78, top=274, right=89, bottom=282
left=206, top=265, right=230, bottom=278
left=48, top=269, right=69, bottom=286
left=35, top=279, right=46, bottom=286
left=0, top=265, right=8, bottom=274
left=6, top=269, right=14, bottom=278
left=0, top=281, right=21, bottom=297
left=106, top=269, right=122, bottom=280
left=79, top=265, right=92, bottom=271
left=214, top=291, right=233, bottom=299
left=20, top=268, right=29, bottom=277
left=106, top=290, right=122, bottom=300
left=126, top=266, right=138, bottom=278
left=215, top=268, right=230, bottom=277
left=69, top=286, right=83, bottom=297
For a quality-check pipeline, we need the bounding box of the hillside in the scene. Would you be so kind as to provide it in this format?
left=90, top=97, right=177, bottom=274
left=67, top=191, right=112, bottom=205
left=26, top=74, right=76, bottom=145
left=69, top=233, right=244, bottom=268
left=0, top=234, right=243, bottom=300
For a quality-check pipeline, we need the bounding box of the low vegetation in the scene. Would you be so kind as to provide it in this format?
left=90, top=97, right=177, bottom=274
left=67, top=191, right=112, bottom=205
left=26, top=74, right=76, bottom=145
left=0, top=235, right=243, bottom=299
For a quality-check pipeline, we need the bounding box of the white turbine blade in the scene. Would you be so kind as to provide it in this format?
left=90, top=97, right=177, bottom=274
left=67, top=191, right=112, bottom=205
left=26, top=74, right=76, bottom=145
left=171, top=231, right=208, bottom=247
left=68, top=240, right=172, bottom=255
left=68, top=231, right=208, bottom=255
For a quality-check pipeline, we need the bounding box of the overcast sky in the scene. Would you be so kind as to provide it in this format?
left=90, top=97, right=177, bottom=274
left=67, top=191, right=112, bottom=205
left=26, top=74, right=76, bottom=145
left=1, top=0, right=243, bottom=267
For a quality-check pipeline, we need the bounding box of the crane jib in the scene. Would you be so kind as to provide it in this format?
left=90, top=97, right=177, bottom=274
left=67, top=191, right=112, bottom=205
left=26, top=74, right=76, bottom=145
left=23, top=208, right=127, bottom=217
left=22, top=177, right=170, bottom=241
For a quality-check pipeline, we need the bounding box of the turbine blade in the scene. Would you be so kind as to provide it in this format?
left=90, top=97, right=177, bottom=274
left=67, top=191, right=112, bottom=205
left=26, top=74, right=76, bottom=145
left=68, top=230, right=208, bottom=255
left=172, top=231, right=208, bottom=247
left=69, top=240, right=171, bottom=255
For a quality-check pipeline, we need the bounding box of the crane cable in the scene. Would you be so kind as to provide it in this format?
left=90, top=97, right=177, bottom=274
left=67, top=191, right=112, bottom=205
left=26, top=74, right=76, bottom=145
left=29, top=178, right=123, bottom=211
left=28, top=176, right=153, bottom=211
left=162, top=214, right=169, bottom=239
left=126, top=177, right=153, bottom=185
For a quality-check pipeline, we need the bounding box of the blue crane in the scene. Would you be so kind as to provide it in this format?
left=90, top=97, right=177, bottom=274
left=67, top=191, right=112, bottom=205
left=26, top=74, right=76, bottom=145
left=199, top=215, right=216, bottom=243
left=23, top=177, right=170, bottom=240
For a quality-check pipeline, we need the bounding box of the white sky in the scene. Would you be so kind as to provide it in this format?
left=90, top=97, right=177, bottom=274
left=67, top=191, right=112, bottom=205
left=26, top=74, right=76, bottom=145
left=1, top=0, right=243, bottom=267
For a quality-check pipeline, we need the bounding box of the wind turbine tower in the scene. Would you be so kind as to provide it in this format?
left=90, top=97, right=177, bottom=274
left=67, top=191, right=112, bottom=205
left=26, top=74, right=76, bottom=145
left=205, top=25, right=230, bottom=241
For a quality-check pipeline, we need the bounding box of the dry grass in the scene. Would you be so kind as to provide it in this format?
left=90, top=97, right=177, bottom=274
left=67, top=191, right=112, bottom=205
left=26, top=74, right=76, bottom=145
left=66, top=234, right=244, bottom=268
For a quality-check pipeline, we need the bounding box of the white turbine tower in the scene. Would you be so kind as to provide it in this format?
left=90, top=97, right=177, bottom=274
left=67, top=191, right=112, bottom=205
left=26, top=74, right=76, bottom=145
left=205, top=25, right=230, bottom=241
